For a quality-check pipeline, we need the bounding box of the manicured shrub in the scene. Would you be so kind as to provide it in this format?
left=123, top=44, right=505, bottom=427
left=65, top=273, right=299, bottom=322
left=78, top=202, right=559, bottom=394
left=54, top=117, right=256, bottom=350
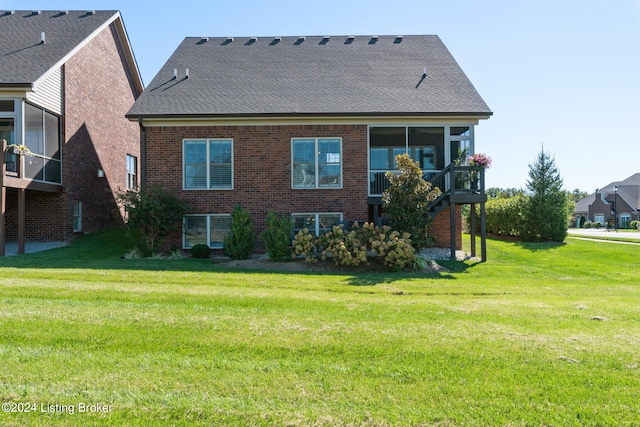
left=583, top=221, right=593, bottom=229
left=118, top=185, right=189, bottom=256
left=261, top=211, right=294, bottom=261
left=292, top=222, right=416, bottom=271
left=630, top=220, right=639, bottom=231
left=223, top=205, right=255, bottom=260
left=190, top=243, right=211, bottom=259
left=382, top=154, right=441, bottom=251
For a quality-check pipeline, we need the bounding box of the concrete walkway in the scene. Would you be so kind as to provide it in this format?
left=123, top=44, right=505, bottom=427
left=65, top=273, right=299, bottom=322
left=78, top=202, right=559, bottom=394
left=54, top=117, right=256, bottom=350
left=3, top=242, right=68, bottom=257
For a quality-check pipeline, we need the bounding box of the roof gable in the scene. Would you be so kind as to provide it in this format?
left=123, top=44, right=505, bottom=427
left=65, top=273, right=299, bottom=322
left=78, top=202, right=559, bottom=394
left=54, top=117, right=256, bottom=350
left=128, top=35, right=492, bottom=118
left=0, top=10, right=142, bottom=94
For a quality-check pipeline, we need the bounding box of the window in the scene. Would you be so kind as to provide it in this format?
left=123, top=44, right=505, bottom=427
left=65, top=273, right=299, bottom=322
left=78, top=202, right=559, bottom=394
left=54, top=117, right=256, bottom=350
left=594, top=214, right=605, bottom=226
left=292, top=213, right=343, bottom=236
left=24, top=103, right=61, bottom=184
left=183, top=214, right=231, bottom=248
left=292, top=138, right=342, bottom=188
left=126, top=154, right=137, bottom=190
left=620, top=214, right=631, bottom=229
left=72, top=201, right=82, bottom=232
left=183, top=139, right=233, bottom=190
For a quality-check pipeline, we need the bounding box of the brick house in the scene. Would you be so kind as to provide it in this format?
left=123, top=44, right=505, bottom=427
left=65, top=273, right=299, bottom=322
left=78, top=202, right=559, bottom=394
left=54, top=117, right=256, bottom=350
left=126, top=35, right=492, bottom=257
left=574, top=173, right=640, bottom=228
left=0, top=10, right=143, bottom=255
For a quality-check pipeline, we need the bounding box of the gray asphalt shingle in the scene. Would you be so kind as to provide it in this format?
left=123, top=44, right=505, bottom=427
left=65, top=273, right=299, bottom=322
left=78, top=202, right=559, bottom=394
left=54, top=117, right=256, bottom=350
left=127, top=35, right=492, bottom=117
left=0, top=10, right=118, bottom=86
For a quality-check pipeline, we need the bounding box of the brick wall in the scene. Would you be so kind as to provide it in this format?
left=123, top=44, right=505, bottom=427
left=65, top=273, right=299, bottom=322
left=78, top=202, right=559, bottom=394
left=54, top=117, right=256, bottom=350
left=61, top=23, right=140, bottom=238
left=428, top=205, right=462, bottom=249
left=145, top=124, right=461, bottom=250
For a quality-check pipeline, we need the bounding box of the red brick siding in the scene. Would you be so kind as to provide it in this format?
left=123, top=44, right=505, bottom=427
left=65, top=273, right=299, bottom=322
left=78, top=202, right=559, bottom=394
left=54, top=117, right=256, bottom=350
left=3, top=24, right=139, bottom=243
left=61, top=23, right=140, bottom=238
left=428, top=205, right=462, bottom=249
left=145, top=124, right=460, bottom=250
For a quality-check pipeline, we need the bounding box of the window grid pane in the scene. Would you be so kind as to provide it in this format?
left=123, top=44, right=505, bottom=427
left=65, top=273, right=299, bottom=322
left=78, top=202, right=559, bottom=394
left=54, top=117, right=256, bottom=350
left=184, top=216, right=207, bottom=248
left=209, top=141, right=232, bottom=189
left=318, top=139, right=341, bottom=187
left=292, top=139, right=316, bottom=188
left=210, top=215, right=231, bottom=248
left=184, top=141, right=207, bottom=189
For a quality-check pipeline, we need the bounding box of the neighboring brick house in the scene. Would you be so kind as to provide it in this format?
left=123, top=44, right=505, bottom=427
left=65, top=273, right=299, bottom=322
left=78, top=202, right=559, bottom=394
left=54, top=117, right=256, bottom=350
left=0, top=10, right=143, bottom=255
left=574, top=173, right=640, bottom=228
left=126, top=35, right=492, bottom=255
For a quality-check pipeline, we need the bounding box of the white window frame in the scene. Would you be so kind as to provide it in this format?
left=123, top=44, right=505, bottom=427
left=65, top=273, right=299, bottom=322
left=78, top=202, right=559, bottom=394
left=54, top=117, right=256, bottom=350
left=292, top=213, right=343, bottom=236
left=183, top=139, right=234, bottom=190
left=183, top=214, right=231, bottom=249
left=126, top=154, right=137, bottom=190
left=594, top=214, right=605, bottom=226
left=291, top=137, right=343, bottom=189
left=72, top=201, right=82, bottom=232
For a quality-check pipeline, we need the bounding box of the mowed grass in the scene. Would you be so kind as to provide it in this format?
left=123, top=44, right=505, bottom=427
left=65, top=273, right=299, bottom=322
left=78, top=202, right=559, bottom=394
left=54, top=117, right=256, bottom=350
left=1, top=229, right=639, bottom=426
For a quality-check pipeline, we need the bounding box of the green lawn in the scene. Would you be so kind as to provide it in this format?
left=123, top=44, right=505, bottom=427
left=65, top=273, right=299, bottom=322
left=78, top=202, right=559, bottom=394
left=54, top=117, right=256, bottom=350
left=1, top=229, right=639, bottom=426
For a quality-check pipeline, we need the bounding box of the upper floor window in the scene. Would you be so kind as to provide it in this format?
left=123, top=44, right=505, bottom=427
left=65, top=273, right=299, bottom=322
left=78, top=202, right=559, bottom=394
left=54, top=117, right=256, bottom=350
left=292, top=138, right=342, bottom=189
left=183, top=139, right=233, bottom=190
left=126, top=154, right=137, bottom=190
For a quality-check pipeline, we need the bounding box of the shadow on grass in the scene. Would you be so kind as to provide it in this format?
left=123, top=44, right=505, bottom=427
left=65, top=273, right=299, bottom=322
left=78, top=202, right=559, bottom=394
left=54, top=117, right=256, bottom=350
left=484, top=235, right=567, bottom=252
left=0, top=228, right=478, bottom=284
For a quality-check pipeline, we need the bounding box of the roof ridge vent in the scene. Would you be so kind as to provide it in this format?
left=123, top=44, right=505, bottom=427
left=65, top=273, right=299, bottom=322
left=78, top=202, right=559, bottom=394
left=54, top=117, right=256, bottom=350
left=249, top=36, right=258, bottom=42
left=40, top=32, right=45, bottom=44
left=88, top=10, right=96, bottom=15
left=226, top=37, right=234, bottom=42
left=201, top=37, right=209, bottom=42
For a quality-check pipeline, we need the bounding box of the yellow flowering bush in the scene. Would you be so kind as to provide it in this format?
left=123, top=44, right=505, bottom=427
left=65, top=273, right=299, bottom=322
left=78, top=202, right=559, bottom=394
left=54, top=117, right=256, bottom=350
left=292, top=228, right=319, bottom=262
left=292, top=222, right=416, bottom=271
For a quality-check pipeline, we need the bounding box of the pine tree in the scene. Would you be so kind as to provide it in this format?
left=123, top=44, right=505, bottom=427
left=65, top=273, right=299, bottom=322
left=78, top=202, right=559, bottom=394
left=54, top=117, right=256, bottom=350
left=522, top=148, right=569, bottom=242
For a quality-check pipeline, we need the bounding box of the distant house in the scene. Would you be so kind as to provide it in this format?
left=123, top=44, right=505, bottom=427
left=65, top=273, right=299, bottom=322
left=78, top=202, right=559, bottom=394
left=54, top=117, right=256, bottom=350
left=574, top=173, right=640, bottom=228
left=0, top=10, right=143, bottom=255
left=127, top=35, right=492, bottom=256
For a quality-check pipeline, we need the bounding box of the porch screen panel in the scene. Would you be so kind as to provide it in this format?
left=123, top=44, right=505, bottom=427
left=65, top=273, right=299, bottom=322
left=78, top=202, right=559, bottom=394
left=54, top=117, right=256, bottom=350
left=209, top=140, right=232, bottom=189
left=184, top=140, right=207, bottom=189
left=25, top=103, right=44, bottom=155
left=24, top=156, right=44, bottom=181
left=1, top=119, right=16, bottom=173
left=45, top=111, right=60, bottom=159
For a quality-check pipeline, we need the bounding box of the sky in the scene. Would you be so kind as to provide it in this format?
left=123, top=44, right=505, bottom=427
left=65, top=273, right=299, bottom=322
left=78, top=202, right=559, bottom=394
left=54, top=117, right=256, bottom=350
left=2, top=0, right=639, bottom=193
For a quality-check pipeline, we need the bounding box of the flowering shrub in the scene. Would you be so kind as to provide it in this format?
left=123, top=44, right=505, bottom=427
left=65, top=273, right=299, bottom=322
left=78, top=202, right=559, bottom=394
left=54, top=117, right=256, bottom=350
left=468, top=153, right=492, bottom=170
left=292, top=222, right=416, bottom=271
left=292, top=229, right=319, bottom=262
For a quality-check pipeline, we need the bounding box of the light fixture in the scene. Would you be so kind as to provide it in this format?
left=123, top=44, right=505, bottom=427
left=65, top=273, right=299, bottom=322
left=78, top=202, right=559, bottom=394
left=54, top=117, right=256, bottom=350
left=97, top=169, right=104, bottom=178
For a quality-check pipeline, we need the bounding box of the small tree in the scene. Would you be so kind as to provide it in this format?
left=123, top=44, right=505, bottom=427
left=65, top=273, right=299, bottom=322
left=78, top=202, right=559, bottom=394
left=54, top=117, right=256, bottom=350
left=382, top=154, right=441, bottom=251
left=522, top=148, right=569, bottom=242
left=118, top=185, right=189, bottom=256
left=223, top=205, right=255, bottom=260
left=261, top=211, right=293, bottom=261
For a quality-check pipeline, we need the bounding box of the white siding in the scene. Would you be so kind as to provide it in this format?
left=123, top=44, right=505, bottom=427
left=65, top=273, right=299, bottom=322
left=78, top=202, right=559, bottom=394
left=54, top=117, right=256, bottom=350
left=27, top=67, right=63, bottom=115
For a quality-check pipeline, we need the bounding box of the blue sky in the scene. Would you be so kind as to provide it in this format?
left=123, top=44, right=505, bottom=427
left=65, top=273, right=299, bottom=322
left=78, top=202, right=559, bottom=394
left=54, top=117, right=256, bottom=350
left=3, top=0, right=639, bottom=193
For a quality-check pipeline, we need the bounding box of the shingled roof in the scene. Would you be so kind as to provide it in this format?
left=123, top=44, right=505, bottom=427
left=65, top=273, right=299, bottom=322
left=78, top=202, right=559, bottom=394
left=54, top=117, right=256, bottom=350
left=0, top=10, right=142, bottom=92
left=575, top=173, right=640, bottom=213
left=127, top=35, right=492, bottom=119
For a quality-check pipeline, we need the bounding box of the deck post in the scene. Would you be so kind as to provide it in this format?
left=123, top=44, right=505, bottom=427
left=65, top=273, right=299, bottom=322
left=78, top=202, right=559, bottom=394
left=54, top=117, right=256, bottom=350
left=470, top=203, right=477, bottom=257
left=450, top=201, right=456, bottom=260
left=480, top=201, right=487, bottom=262
left=18, top=189, right=25, bottom=254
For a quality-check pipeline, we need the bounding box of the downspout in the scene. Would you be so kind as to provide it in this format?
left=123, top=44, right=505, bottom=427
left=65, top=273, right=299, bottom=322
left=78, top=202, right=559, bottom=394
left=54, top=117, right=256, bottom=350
left=138, top=118, right=146, bottom=191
